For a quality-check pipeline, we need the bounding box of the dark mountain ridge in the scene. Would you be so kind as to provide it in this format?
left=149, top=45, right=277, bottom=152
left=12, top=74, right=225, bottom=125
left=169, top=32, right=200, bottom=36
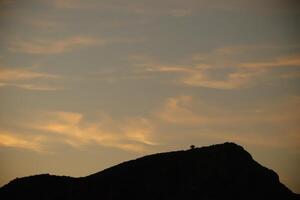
left=1, top=142, right=299, bottom=199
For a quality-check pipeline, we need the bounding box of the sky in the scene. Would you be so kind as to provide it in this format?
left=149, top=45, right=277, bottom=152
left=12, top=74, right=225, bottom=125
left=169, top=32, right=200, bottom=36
left=0, top=0, right=300, bottom=193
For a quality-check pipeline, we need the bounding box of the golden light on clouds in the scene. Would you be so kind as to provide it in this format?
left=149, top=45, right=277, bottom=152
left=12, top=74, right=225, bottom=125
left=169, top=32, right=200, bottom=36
left=0, top=0, right=299, bottom=193
left=239, top=54, right=300, bottom=69
left=28, top=111, right=157, bottom=152
left=157, top=95, right=208, bottom=124
left=0, top=132, right=44, bottom=152
left=0, top=68, right=58, bottom=81
left=0, top=68, right=61, bottom=90
left=8, top=36, right=107, bottom=54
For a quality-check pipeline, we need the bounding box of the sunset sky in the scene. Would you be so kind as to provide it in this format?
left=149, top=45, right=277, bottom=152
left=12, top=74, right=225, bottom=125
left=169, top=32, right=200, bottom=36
left=0, top=0, right=300, bottom=193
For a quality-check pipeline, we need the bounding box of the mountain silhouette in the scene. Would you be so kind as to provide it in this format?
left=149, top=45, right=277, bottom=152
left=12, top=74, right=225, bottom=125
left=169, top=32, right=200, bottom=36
left=1, top=142, right=299, bottom=200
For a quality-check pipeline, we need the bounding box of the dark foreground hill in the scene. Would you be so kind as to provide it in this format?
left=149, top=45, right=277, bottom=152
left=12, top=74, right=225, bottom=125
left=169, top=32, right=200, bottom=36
left=0, top=142, right=299, bottom=200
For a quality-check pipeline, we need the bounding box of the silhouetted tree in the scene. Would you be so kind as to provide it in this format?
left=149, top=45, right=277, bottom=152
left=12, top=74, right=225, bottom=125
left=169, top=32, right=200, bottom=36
left=190, top=145, right=195, bottom=149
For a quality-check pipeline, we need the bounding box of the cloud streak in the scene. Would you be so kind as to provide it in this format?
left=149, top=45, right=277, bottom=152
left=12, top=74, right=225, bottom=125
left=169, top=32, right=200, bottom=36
left=1, top=94, right=299, bottom=154
left=0, top=68, right=58, bottom=81
left=0, top=82, right=61, bottom=91
left=8, top=36, right=107, bottom=54
left=0, top=68, right=61, bottom=91
left=144, top=64, right=262, bottom=89
left=0, top=131, right=45, bottom=152
left=157, top=95, right=208, bottom=124
left=157, top=95, right=300, bottom=148
left=134, top=45, right=300, bottom=89
left=30, top=111, right=157, bottom=152
left=239, top=55, right=300, bottom=69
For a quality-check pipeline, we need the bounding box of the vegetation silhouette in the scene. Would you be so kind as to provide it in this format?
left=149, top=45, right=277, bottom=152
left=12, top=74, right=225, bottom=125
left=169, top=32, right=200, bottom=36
left=1, top=142, right=299, bottom=200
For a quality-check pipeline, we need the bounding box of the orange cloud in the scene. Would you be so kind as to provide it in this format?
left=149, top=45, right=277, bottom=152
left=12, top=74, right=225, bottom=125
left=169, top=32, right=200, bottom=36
left=0, top=132, right=45, bottom=152
left=182, top=69, right=261, bottom=89
left=0, top=68, right=58, bottom=81
left=49, top=0, right=93, bottom=9
left=31, top=111, right=157, bottom=152
left=239, top=55, right=300, bottom=68
left=157, top=95, right=209, bottom=124
left=157, top=95, right=300, bottom=128
left=0, top=68, right=61, bottom=91
left=144, top=64, right=261, bottom=89
left=0, top=83, right=61, bottom=91
left=8, top=36, right=106, bottom=54
left=136, top=45, right=300, bottom=89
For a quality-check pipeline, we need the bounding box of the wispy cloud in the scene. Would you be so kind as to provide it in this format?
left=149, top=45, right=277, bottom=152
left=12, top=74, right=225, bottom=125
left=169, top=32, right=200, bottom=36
left=8, top=36, right=107, bottom=54
left=0, top=68, right=61, bottom=91
left=157, top=95, right=300, bottom=126
left=30, top=111, right=157, bottom=152
left=0, top=68, right=58, bottom=81
left=49, top=0, right=93, bottom=9
left=1, top=95, right=299, bottom=153
left=157, top=95, right=208, bottom=124
left=0, top=131, right=45, bottom=152
left=239, top=55, right=300, bottom=69
left=143, top=63, right=262, bottom=90
left=156, top=94, right=300, bottom=150
left=182, top=68, right=261, bottom=89
left=8, top=35, right=144, bottom=55
left=133, top=44, right=300, bottom=89
left=0, top=82, right=61, bottom=91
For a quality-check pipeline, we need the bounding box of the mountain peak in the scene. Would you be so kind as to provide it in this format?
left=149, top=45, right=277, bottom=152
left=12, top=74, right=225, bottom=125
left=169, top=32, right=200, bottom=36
left=1, top=142, right=299, bottom=200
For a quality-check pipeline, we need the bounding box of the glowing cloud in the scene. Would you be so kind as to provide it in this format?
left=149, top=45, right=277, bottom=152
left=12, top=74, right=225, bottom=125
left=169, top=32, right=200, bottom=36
left=144, top=64, right=260, bottom=90
left=239, top=55, right=300, bottom=69
left=0, top=68, right=58, bottom=81
left=0, top=83, right=61, bottom=91
left=136, top=46, right=300, bottom=90
left=182, top=69, right=261, bottom=89
left=157, top=95, right=209, bottom=124
left=0, top=68, right=61, bottom=91
left=8, top=36, right=107, bottom=54
left=0, top=132, right=44, bottom=152
left=31, top=111, right=157, bottom=152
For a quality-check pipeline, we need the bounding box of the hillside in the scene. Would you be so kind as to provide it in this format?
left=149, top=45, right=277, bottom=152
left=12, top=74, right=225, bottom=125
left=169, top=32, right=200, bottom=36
left=1, top=142, right=299, bottom=200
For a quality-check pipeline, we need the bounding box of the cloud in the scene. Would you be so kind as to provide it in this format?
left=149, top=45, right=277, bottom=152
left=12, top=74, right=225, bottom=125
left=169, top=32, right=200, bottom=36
left=8, top=36, right=107, bottom=54
left=1, top=95, right=299, bottom=154
left=0, top=68, right=58, bottom=81
left=157, top=95, right=300, bottom=150
left=157, top=94, right=300, bottom=128
left=134, top=44, right=300, bottom=89
left=145, top=65, right=195, bottom=73
left=239, top=55, right=300, bottom=69
left=49, top=0, right=93, bottom=9
left=157, top=95, right=208, bottom=124
left=30, top=111, right=157, bottom=152
left=182, top=68, right=261, bottom=89
left=0, top=83, right=61, bottom=91
left=0, top=111, right=157, bottom=153
left=0, top=131, right=45, bottom=152
left=0, top=68, right=61, bottom=91
left=144, top=64, right=261, bottom=89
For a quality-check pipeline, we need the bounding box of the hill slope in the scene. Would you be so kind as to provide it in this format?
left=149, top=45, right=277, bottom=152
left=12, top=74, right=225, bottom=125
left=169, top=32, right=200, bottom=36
left=1, top=142, right=299, bottom=200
